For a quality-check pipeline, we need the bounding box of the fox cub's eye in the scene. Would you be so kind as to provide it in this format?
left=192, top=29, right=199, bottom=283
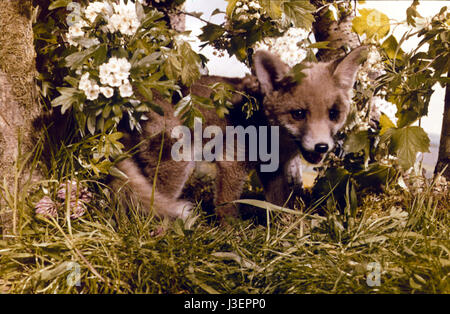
left=291, top=109, right=307, bottom=121
left=329, top=108, right=340, bottom=121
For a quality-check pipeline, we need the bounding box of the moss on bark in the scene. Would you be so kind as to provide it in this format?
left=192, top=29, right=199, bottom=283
left=0, top=0, right=41, bottom=233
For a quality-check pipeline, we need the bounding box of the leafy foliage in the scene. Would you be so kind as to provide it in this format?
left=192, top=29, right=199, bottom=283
left=0, top=0, right=448, bottom=294
left=34, top=0, right=205, bottom=176
left=199, top=0, right=315, bottom=62
left=32, top=0, right=448, bottom=208
left=307, top=2, right=449, bottom=211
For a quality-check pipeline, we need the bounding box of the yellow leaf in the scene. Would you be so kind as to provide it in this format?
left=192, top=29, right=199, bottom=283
left=379, top=113, right=396, bottom=135
left=353, top=8, right=390, bottom=40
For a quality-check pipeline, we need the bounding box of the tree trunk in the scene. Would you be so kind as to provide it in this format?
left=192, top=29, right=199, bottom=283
left=0, top=0, right=41, bottom=234
left=312, top=3, right=360, bottom=62
left=435, top=71, right=450, bottom=179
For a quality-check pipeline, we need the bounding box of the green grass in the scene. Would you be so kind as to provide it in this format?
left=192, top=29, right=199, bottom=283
left=0, top=145, right=449, bottom=293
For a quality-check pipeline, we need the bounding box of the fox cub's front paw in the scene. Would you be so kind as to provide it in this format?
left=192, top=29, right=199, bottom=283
left=172, top=200, right=193, bottom=221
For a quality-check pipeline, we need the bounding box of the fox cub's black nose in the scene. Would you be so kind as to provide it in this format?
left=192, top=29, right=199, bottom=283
left=314, top=143, right=329, bottom=153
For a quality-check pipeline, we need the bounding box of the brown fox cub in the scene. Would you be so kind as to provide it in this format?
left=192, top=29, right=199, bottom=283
left=111, top=47, right=368, bottom=221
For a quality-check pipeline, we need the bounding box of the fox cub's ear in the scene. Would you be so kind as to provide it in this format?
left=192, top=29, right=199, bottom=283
left=253, top=50, right=290, bottom=94
left=329, top=46, right=369, bottom=89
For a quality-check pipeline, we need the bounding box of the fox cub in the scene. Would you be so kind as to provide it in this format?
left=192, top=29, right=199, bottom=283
left=111, top=47, right=368, bottom=221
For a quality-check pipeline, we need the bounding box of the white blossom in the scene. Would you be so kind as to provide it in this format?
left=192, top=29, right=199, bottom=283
left=85, top=1, right=112, bottom=22
left=79, top=72, right=92, bottom=91
left=107, top=57, right=121, bottom=73
left=107, top=0, right=140, bottom=36
left=249, top=1, right=261, bottom=9
left=107, top=13, right=123, bottom=33
left=85, top=84, right=100, bottom=100
left=117, top=58, right=131, bottom=75
left=100, top=86, right=114, bottom=98
left=119, top=79, right=134, bottom=97
left=68, top=20, right=87, bottom=38
left=107, top=74, right=123, bottom=87
left=99, top=57, right=132, bottom=89
left=255, top=28, right=308, bottom=67
left=67, top=20, right=88, bottom=46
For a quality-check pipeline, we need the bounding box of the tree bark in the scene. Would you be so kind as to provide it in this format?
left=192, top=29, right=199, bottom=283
left=435, top=71, right=450, bottom=179
left=312, top=4, right=360, bottom=62
left=0, top=0, right=41, bottom=233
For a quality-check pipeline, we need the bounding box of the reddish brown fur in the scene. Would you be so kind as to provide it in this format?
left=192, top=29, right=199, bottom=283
left=111, top=47, right=367, bottom=221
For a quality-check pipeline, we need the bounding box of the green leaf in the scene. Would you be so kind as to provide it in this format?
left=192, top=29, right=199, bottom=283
left=163, top=55, right=182, bottom=80
left=198, top=23, right=225, bottom=43
left=388, top=126, right=430, bottom=170
left=230, top=36, right=247, bottom=61
left=281, top=1, right=315, bottom=29
left=232, top=199, right=300, bottom=215
left=307, top=41, right=332, bottom=49
left=406, top=0, right=421, bottom=27
left=397, top=109, right=419, bottom=128
left=139, top=10, right=164, bottom=28
left=91, top=43, right=108, bottom=66
left=381, top=35, right=404, bottom=60
left=48, top=0, right=72, bottom=10
left=63, top=76, right=79, bottom=87
left=343, top=130, right=370, bottom=154
left=132, top=52, right=162, bottom=70
left=51, top=87, right=83, bottom=114
left=261, top=0, right=282, bottom=20
left=135, top=1, right=145, bottom=21
left=137, top=83, right=153, bottom=102
left=109, top=166, right=128, bottom=180
left=288, top=62, right=309, bottom=83
left=65, top=44, right=107, bottom=69
left=102, top=104, right=112, bottom=119
left=355, top=163, right=396, bottom=190
left=313, top=168, right=351, bottom=209
left=87, top=113, right=97, bottom=135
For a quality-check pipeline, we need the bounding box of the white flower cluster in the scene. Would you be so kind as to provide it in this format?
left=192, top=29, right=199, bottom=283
left=79, top=72, right=101, bottom=101
left=67, top=20, right=100, bottom=48
left=355, top=46, right=398, bottom=124
left=357, top=46, right=385, bottom=90
left=234, top=1, right=263, bottom=22
left=85, top=1, right=113, bottom=23
left=255, top=28, right=308, bottom=67
left=372, top=97, right=397, bottom=123
left=107, top=0, right=141, bottom=36
left=79, top=57, right=133, bottom=101
left=66, top=0, right=142, bottom=48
